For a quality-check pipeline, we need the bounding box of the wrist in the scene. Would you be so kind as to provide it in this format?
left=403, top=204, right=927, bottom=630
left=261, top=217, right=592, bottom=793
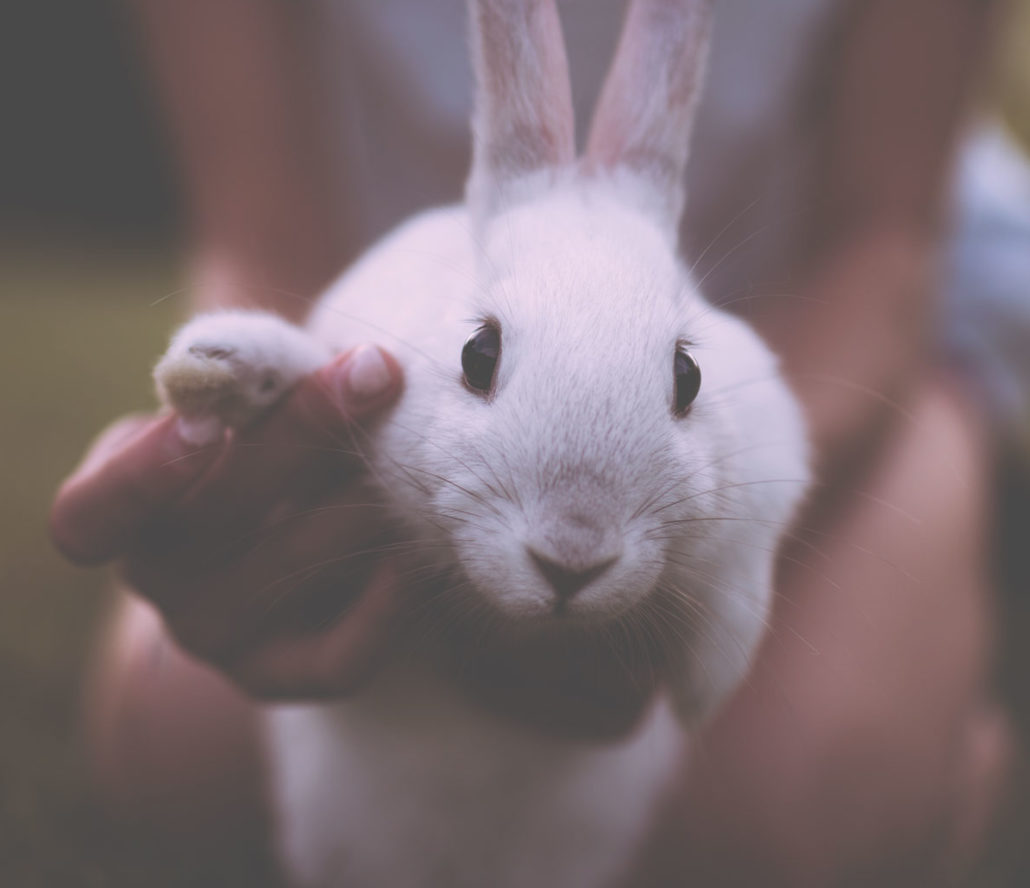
left=187, top=246, right=340, bottom=322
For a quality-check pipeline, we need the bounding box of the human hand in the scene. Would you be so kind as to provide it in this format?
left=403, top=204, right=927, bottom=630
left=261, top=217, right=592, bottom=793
left=51, top=345, right=405, bottom=699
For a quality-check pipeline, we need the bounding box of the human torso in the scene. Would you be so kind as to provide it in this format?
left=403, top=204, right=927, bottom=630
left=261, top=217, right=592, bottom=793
left=317, top=0, right=840, bottom=302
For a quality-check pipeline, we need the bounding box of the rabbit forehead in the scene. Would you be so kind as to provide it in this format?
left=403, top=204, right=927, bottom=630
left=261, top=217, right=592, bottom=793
left=483, top=184, right=679, bottom=283
left=475, top=185, right=688, bottom=334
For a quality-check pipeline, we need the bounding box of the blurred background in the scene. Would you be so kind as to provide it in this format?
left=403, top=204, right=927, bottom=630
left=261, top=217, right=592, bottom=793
left=1, top=0, right=1029, bottom=885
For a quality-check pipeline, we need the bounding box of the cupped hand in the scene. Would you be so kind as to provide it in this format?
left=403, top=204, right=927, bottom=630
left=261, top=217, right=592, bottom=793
left=51, top=345, right=405, bottom=700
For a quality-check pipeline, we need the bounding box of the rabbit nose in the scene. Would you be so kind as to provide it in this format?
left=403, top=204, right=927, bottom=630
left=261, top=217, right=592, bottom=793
left=528, top=549, right=618, bottom=600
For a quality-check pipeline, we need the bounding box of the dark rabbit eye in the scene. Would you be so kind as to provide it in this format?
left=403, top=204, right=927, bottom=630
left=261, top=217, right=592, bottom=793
left=674, top=346, right=701, bottom=415
left=462, top=323, right=501, bottom=394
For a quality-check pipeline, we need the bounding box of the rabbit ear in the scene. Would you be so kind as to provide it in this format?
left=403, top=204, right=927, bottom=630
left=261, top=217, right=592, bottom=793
left=585, top=0, right=714, bottom=230
left=466, top=0, right=576, bottom=219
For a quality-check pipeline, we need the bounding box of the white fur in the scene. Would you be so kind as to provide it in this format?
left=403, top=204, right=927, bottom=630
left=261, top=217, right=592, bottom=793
left=153, top=1, right=810, bottom=884
left=155, top=310, right=331, bottom=443
left=269, top=663, right=685, bottom=888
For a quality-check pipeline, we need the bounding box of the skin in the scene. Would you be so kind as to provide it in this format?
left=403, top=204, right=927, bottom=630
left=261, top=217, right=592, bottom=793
left=53, top=350, right=406, bottom=698
left=126, top=0, right=362, bottom=316
left=62, top=353, right=406, bottom=870
left=51, top=0, right=1014, bottom=881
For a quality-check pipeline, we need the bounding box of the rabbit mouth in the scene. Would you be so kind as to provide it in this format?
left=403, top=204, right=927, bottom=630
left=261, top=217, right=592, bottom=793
left=444, top=563, right=665, bottom=637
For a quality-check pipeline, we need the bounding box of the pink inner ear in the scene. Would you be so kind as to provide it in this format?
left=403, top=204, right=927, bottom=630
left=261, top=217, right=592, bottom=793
left=585, top=0, right=713, bottom=223
left=468, top=0, right=575, bottom=206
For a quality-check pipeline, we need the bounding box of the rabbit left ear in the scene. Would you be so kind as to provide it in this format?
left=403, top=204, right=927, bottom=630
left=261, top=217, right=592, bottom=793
left=586, top=0, right=714, bottom=232
left=466, top=0, right=576, bottom=220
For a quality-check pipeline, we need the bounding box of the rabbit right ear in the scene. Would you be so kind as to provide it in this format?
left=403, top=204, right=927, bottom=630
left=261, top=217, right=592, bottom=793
left=466, top=0, right=576, bottom=221
left=586, top=0, right=714, bottom=232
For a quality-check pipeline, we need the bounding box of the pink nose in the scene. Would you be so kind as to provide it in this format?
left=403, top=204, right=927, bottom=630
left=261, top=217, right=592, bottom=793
left=527, top=548, right=618, bottom=600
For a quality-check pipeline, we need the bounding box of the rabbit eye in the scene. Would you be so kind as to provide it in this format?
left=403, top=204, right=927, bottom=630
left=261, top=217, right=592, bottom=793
left=462, top=323, right=501, bottom=395
left=674, top=346, right=701, bottom=416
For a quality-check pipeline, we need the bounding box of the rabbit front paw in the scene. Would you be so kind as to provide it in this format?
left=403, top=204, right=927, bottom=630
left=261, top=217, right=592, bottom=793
left=154, top=311, right=331, bottom=444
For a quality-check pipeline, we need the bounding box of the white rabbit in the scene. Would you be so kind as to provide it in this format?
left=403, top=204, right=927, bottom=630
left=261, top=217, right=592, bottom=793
left=155, top=0, right=810, bottom=884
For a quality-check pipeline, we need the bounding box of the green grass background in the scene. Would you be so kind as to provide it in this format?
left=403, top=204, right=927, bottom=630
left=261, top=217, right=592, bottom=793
left=0, top=249, right=181, bottom=885
left=2, top=4, right=1029, bottom=885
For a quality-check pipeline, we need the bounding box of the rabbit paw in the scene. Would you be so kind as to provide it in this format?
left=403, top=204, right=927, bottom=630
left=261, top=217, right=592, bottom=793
left=155, top=311, right=331, bottom=444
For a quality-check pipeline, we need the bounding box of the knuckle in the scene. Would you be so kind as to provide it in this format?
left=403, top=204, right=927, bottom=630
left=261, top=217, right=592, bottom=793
left=228, top=644, right=364, bottom=702
left=118, top=551, right=176, bottom=604
left=228, top=668, right=281, bottom=701
left=157, top=613, right=208, bottom=657
left=48, top=498, right=101, bottom=566
left=288, top=369, right=352, bottom=438
left=230, top=662, right=305, bottom=702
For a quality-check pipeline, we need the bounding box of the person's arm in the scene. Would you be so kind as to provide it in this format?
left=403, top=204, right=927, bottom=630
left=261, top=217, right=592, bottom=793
left=54, top=1, right=407, bottom=700
left=660, top=1, right=1010, bottom=882
left=755, top=0, right=1005, bottom=488
left=127, top=0, right=359, bottom=317
left=51, top=6, right=401, bottom=864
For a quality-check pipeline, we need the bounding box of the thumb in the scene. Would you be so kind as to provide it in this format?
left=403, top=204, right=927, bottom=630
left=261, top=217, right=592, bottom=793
left=291, top=344, right=403, bottom=435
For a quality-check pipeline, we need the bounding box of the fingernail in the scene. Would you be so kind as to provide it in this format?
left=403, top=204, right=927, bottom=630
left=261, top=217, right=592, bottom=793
left=174, top=414, right=225, bottom=448
left=343, top=345, right=393, bottom=401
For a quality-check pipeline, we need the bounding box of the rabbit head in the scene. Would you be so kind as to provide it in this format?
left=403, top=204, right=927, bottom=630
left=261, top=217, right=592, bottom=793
left=382, top=0, right=810, bottom=714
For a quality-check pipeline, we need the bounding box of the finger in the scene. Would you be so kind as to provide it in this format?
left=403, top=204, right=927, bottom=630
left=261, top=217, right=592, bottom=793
left=228, top=559, right=401, bottom=700
left=174, top=344, right=401, bottom=535
left=124, top=488, right=393, bottom=650
left=51, top=413, right=222, bottom=565
left=76, top=413, right=154, bottom=475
